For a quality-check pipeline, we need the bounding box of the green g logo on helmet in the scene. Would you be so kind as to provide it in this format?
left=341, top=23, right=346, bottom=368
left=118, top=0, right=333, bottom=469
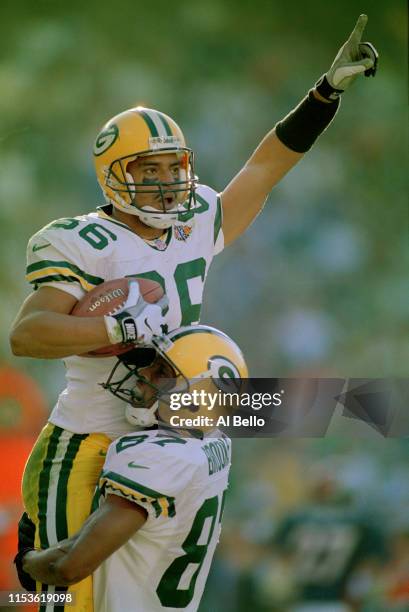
left=208, top=355, right=241, bottom=392
left=93, top=125, right=119, bottom=156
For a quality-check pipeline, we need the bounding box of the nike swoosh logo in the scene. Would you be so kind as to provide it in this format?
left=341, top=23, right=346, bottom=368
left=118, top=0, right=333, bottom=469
left=32, top=242, right=51, bottom=252
left=128, top=462, right=150, bottom=469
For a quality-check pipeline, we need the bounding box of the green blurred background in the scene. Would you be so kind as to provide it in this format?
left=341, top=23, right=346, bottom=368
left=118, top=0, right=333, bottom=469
left=0, top=0, right=407, bottom=609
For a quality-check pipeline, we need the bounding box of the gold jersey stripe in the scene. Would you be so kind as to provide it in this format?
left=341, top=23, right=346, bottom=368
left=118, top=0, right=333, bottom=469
left=101, top=478, right=171, bottom=518
left=26, top=267, right=97, bottom=291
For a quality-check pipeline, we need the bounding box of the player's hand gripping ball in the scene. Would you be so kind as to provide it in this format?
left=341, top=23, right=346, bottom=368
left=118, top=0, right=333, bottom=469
left=71, top=277, right=165, bottom=357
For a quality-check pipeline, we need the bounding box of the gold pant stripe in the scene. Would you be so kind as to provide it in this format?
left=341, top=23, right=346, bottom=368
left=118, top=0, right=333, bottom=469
left=22, top=423, right=111, bottom=612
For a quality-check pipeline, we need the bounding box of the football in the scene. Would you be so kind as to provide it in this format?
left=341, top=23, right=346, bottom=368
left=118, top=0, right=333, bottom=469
left=71, top=277, right=164, bottom=357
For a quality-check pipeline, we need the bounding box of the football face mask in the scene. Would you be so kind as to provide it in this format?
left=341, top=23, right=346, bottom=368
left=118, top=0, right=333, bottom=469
left=102, top=325, right=248, bottom=428
left=107, top=150, right=197, bottom=230
left=102, top=346, right=187, bottom=427
left=94, top=107, right=199, bottom=229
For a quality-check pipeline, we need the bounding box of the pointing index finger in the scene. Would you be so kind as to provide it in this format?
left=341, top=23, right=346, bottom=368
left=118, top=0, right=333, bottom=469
left=348, top=14, right=368, bottom=44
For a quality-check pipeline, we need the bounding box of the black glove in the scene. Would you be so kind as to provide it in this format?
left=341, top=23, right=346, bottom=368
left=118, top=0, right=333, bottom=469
left=14, top=512, right=36, bottom=591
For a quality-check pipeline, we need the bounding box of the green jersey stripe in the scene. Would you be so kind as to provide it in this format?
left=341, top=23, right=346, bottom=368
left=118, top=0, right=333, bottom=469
left=194, top=192, right=210, bottom=214
left=38, top=425, right=63, bottom=548
left=219, top=489, right=227, bottom=523
left=102, top=470, right=175, bottom=517
left=214, top=196, right=222, bottom=245
left=103, top=480, right=161, bottom=518
left=139, top=110, right=160, bottom=137
left=55, top=433, right=88, bottom=542
left=26, top=260, right=104, bottom=286
left=103, top=470, right=166, bottom=499
left=165, top=497, right=176, bottom=517
left=195, top=193, right=208, bottom=206
left=29, top=274, right=87, bottom=287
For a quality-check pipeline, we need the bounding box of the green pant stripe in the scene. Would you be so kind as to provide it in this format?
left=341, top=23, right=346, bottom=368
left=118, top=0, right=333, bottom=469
left=38, top=585, right=69, bottom=612
left=55, top=433, right=88, bottom=541
left=38, top=426, right=63, bottom=548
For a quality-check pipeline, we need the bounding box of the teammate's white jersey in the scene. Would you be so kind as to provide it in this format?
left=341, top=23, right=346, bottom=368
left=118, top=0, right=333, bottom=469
left=25, top=186, right=223, bottom=438
left=93, top=428, right=231, bottom=612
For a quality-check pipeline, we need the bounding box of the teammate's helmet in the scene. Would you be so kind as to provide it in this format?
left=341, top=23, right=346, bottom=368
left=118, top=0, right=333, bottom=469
left=103, top=325, right=248, bottom=427
left=93, top=107, right=198, bottom=229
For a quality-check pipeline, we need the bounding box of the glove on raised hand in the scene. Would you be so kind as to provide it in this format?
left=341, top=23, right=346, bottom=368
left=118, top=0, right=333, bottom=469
left=316, top=14, right=379, bottom=101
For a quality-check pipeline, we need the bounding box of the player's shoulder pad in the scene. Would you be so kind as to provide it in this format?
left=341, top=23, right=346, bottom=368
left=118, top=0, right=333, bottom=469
left=193, top=184, right=223, bottom=249
left=195, top=184, right=219, bottom=212
left=28, top=214, right=92, bottom=252
left=105, top=431, right=198, bottom=494
left=28, top=212, right=122, bottom=258
left=26, top=213, right=110, bottom=293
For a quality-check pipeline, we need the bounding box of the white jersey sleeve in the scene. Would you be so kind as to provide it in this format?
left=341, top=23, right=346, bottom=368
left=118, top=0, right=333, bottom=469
left=26, top=217, right=106, bottom=300
left=98, top=432, right=195, bottom=521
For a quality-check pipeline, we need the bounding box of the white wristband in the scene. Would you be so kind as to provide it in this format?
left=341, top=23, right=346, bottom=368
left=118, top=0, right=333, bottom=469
left=104, top=315, right=123, bottom=345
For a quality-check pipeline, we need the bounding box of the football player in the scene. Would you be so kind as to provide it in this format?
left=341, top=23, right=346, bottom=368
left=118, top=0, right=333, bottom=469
left=9, top=14, right=377, bottom=610
left=17, top=325, right=248, bottom=612
left=236, top=465, right=387, bottom=612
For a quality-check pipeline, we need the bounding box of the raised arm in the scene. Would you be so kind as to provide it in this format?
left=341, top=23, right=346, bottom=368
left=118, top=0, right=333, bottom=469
left=221, top=14, right=377, bottom=246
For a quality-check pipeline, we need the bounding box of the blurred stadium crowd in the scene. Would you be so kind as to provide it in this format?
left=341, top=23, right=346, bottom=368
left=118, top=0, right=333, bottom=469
left=0, top=0, right=407, bottom=609
left=200, top=438, right=409, bottom=611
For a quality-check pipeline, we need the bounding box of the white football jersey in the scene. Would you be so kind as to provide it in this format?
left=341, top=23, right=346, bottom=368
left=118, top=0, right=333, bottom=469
left=25, top=186, right=223, bottom=438
left=93, top=429, right=231, bottom=612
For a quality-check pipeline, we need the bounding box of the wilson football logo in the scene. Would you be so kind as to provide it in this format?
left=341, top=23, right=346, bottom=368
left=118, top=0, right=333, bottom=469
left=88, top=288, right=126, bottom=313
